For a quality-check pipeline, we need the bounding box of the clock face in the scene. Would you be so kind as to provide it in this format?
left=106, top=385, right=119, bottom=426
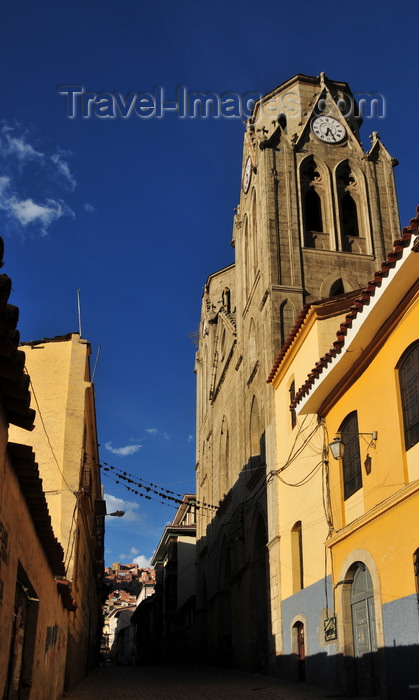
left=311, top=116, right=346, bottom=144
left=242, top=156, right=252, bottom=193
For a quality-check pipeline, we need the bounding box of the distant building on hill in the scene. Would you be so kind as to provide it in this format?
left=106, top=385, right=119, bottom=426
left=101, top=563, right=155, bottom=662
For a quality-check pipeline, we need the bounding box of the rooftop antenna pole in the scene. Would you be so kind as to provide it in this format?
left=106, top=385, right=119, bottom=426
left=77, top=289, right=82, bottom=338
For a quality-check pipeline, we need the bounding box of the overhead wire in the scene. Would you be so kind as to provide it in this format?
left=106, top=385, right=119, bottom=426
left=274, top=459, right=323, bottom=487
left=26, top=369, right=77, bottom=497
left=270, top=416, right=323, bottom=480
left=103, top=469, right=180, bottom=512
left=101, top=462, right=218, bottom=513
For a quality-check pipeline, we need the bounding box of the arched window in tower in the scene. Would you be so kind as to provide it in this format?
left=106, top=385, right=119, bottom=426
left=304, top=188, right=323, bottom=235
left=279, top=298, right=296, bottom=349
left=248, top=318, right=257, bottom=367
left=341, top=191, right=359, bottom=240
left=249, top=395, right=265, bottom=469
left=301, top=156, right=329, bottom=250
left=336, top=161, right=365, bottom=253
left=203, top=344, right=209, bottom=401
left=243, top=214, right=251, bottom=296
left=222, top=287, right=231, bottom=314
left=219, top=416, right=230, bottom=498
left=330, top=278, right=345, bottom=296
left=277, top=112, right=287, bottom=132
left=251, top=189, right=258, bottom=275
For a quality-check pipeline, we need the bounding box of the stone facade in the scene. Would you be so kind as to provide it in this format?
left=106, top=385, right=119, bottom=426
left=194, top=73, right=400, bottom=672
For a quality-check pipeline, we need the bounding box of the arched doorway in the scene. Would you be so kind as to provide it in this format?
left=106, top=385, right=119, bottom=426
left=292, top=620, right=306, bottom=681
left=350, top=563, right=378, bottom=696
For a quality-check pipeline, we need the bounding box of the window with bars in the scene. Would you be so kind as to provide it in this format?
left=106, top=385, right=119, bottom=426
left=398, top=341, right=419, bottom=450
left=340, top=411, right=362, bottom=500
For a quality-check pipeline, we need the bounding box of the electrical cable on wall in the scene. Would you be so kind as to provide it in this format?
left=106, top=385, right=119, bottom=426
left=27, top=369, right=77, bottom=497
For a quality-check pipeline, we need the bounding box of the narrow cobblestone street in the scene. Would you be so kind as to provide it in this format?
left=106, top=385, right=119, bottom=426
left=63, top=665, right=356, bottom=700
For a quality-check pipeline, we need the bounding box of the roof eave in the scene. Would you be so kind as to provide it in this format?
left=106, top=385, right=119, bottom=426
left=297, top=232, right=419, bottom=416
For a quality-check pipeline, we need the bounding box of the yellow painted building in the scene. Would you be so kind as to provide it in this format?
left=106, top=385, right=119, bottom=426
left=268, top=294, right=358, bottom=688
left=9, top=333, right=105, bottom=691
left=273, top=214, right=419, bottom=697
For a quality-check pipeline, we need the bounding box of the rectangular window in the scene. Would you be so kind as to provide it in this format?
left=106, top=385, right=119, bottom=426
left=399, top=343, right=419, bottom=450
left=341, top=411, right=362, bottom=500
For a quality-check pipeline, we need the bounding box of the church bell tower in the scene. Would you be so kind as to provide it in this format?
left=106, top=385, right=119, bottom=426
left=234, top=72, right=400, bottom=349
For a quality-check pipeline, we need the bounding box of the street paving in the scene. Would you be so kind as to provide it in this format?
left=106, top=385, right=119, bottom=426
left=63, top=664, right=358, bottom=699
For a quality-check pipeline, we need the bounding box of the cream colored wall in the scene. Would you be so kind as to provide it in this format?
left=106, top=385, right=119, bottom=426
left=271, top=310, right=347, bottom=601
left=9, top=335, right=90, bottom=570
left=177, top=534, right=196, bottom=608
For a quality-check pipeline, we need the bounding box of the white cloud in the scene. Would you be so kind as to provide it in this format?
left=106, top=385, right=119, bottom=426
left=9, top=196, right=72, bottom=227
left=146, top=428, right=169, bottom=440
left=84, top=202, right=95, bottom=212
left=116, top=546, right=150, bottom=567
left=0, top=129, right=44, bottom=162
left=133, top=555, right=151, bottom=568
left=118, top=552, right=151, bottom=568
left=0, top=176, right=74, bottom=236
left=105, top=493, right=143, bottom=523
left=51, top=153, right=76, bottom=191
left=0, top=176, right=10, bottom=197
left=0, top=122, right=76, bottom=236
left=105, top=441, right=142, bottom=456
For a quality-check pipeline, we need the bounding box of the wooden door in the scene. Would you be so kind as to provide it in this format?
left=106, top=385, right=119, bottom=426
left=351, top=564, right=378, bottom=696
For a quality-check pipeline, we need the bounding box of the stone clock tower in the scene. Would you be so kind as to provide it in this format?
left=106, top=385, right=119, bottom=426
left=194, top=73, right=400, bottom=670
left=235, top=71, right=399, bottom=350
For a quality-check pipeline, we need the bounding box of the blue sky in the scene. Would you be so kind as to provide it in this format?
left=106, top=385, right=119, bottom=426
left=1, top=0, right=417, bottom=568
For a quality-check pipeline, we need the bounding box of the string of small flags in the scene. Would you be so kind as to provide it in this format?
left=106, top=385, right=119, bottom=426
left=101, top=462, right=218, bottom=512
